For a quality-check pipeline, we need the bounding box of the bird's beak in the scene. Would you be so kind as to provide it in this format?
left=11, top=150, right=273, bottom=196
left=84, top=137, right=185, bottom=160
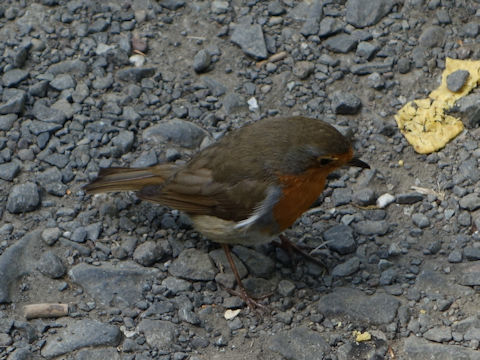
left=348, top=157, right=370, bottom=169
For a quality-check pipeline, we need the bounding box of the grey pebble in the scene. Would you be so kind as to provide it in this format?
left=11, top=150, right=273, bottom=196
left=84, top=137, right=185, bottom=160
left=169, top=248, right=217, bottom=281
left=277, top=279, right=295, bottom=297
left=162, top=277, right=192, bottom=294
left=300, top=18, right=319, bottom=37
left=448, top=250, right=462, bottom=263
left=331, top=91, right=361, bottom=114
left=48, top=59, right=87, bottom=76
left=0, top=114, right=17, bottom=131
left=159, top=0, right=185, bottom=10
left=37, top=251, right=66, bottom=279
left=293, top=61, right=315, bottom=80
left=209, top=248, right=247, bottom=278
left=424, top=326, right=453, bottom=342
left=403, top=336, right=480, bottom=359
left=112, top=130, right=134, bottom=157
left=143, top=119, right=209, bottom=149
left=32, top=101, right=66, bottom=124
left=397, top=57, right=411, bottom=74
left=137, top=319, right=176, bottom=349
left=315, top=287, right=400, bottom=325
left=50, top=74, right=76, bottom=91
left=69, top=261, right=159, bottom=306
left=412, top=213, right=430, bottom=229
left=354, top=220, right=389, bottom=236
left=446, top=70, right=469, bottom=92
left=0, top=161, right=20, bottom=181
left=346, top=0, right=395, bottom=28
left=231, top=24, right=267, bottom=60
left=463, top=247, right=480, bottom=261
left=356, top=41, right=378, bottom=60
left=41, top=320, right=121, bottom=358
left=418, top=26, right=445, bottom=48
left=7, top=182, right=40, bottom=214
left=324, top=34, right=358, bottom=53
left=269, top=326, right=328, bottom=360
left=41, top=228, right=61, bottom=246
left=353, top=188, right=376, bottom=206
left=459, top=193, right=480, bottom=211
left=133, top=241, right=165, bottom=266
left=232, top=245, right=275, bottom=277
left=332, top=257, right=360, bottom=277
left=0, top=89, right=26, bottom=114
left=324, top=224, right=356, bottom=255
left=193, top=49, right=211, bottom=74
left=2, top=69, right=29, bottom=87
left=396, top=192, right=423, bottom=204
left=36, top=167, right=67, bottom=196
left=350, top=59, right=393, bottom=75
left=116, top=67, right=155, bottom=82
left=462, top=22, right=479, bottom=38
left=319, top=17, right=342, bottom=38
left=450, top=94, right=480, bottom=128
left=211, top=1, right=230, bottom=14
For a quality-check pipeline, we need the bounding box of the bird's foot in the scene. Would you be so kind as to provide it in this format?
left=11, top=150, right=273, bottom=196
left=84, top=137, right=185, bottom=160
left=225, top=287, right=270, bottom=313
left=276, top=234, right=329, bottom=272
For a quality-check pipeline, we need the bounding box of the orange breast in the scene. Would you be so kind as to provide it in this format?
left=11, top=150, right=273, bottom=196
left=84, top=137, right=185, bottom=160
left=273, top=168, right=328, bottom=231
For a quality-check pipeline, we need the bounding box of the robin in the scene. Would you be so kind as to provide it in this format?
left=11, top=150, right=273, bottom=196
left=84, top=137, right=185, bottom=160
left=85, top=116, right=369, bottom=308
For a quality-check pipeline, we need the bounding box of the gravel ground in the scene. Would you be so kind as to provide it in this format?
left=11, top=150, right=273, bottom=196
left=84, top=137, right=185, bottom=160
left=1, top=0, right=480, bottom=359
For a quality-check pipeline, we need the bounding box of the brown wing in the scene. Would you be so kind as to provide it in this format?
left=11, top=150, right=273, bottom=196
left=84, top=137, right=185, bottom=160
left=136, top=167, right=271, bottom=222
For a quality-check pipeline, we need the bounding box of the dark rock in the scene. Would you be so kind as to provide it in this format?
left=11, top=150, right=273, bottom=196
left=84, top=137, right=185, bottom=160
left=350, top=59, right=393, bottom=75
left=2, top=69, right=29, bottom=87
left=32, top=101, right=66, bottom=124
left=41, top=320, right=121, bottom=358
left=0, top=89, right=26, bottom=114
left=346, top=0, right=395, bottom=28
left=419, top=26, right=445, bottom=48
left=412, top=213, right=430, bottom=229
left=293, top=61, right=315, bottom=80
left=0, top=161, right=20, bottom=181
left=48, top=59, right=87, bottom=76
left=462, top=22, right=479, bottom=38
left=50, top=74, right=76, bottom=91
left=37, top=251, right=66, bottom=279
left=446, top=70, right=469, bottom=92
left=159, top=0, right=185, bottom=10
left=222, top=93, right=246, bottom=115
left=209, top=248, right=247, bottom=278
left=353, top=188, right=376, bottom=206
left=356, top=41, right=379, bottom=60
left=133, top=241, right=165, bottom=266
left=193, top=49, right=211, bottom=74
left=315, top=287, right=400, bottom=325
left=232, top=246, right=275, bottom=277
left=324, top=34, right=358, bottom=53
left=332, top=257, right=360, bottom=277
left=0, top=114, right=17, bottom=130
left=169, top=248, right=217, bottom=281
left=397, top=57, right=411, bottom=74
left=319, top=17, right=342, bottom=38
left=36, top=167, right=67, bottom=196
left=268, top=1, right=286, bottom=16
left=6, top=182, right=40, bottom=213
left=449, top=94, right=480, bottom=128
left=459, top=193, right=480, bottom=211
left=137, top=319, right=176, bottom=350
left=447, top=250, right=462, bottom=263
left=69, top=262, right=159, bottom=306
left=396, top=192, right=423, bottom=204
left=354, top=220, right=389, bottom=236
left=324, top=224, right=356, bottom=255
left=116, top=67, right=155, bottom=82
left=112, top=130, right=134, bottom=157
left=331, top=91, right=361, bottom=114
left=162, top=277, right=192, bottom=294
left=231, top=24, right=268, bottom=60
left=41, top=228, right=61, bottom=246
left=143, top=119, right=209, bottom=148
left=403, top=335, right=480, bottom=359
left=464, top=247, right=480, bottom=261
left=269, top=326, right=328, bottom=360
left=300, top=18, right=319, bottom=37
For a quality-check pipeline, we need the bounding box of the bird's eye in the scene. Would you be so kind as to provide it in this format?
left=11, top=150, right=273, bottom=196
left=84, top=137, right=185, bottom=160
left=319, top=158, right=333, bottom=166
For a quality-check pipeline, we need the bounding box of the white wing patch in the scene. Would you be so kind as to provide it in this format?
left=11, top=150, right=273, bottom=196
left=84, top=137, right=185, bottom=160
left=234, top=185, right=282, bottom=231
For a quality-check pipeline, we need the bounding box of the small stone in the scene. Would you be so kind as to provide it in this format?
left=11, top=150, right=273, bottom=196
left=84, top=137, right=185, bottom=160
left=112, top=131, right=134, bottom=157
left=231, top=24, right=268, bottom=60
left=419, top=26, right=445, bottom=48
left=0, top=90, right=26, bottom=114
left=269, top=327, right=328, bottom=360
left=424, top=326, right=452, bottom=343
left=2, top=69, right=29, bottom=87
left=0, top=161, right=20, bottom=181
left=332, top=257, right=360, bottom=277
left=293, top=61, right=315, bottom=80
left=331, top=91, right=361, bottom=114
left=354, top=220, right=389, bottom=236
left=319, top=17, right=342, bottom=38
left=6, top=182, right=40, bottom=213
left=324, top=34, right=358, bottom=53
left=277, top=279, right=295, bottom=297
left=332, top=188, right=353, bottom=206
left=356, top=41, right=378, bottom=60
left=116, top=67, right=155, bottom=82
left=300, top=18, right=319, bottom=37
left=353, top=188, right=376, bottom=206
left=133, top=241, right=165, bottom=266
left=143, top=119, right=209, bottom=149
left=162, top=277, right=192, bottom=294
left=268, top=1, right=285, bottom=16
left=346, top=0, right=395, bottom=28
left=0, top=114, right=17, bottom=131
left=42, top=228, right=61, bottom=245
left=396, top=192, right=423, bottom=204
left=412, top=213, right=430, bottom=229
left=463, top=247, right=480, bottom=261
left=169, top=248, right=217, bottom=281
left=462, top=22, right=479, bottom=38
left=50, top=74, right=76, bottom=91
left=397, top=57, right=411, bottom=74
left=232, top=246, right=275, bottom=277
left=32, top=101, right=67, bottom=124
left=459, top=193, right=480, bottom=211
left=159, top=0, right=185, bottom=10
left=193, top=49, right=211, bottom=74
left=324, top=224, right=356, bottom=255
left=211, top=1, right=229, bottom=14
left=37, top=251, right=66, bottom=279
left=446, top=70, right=469, bottom=92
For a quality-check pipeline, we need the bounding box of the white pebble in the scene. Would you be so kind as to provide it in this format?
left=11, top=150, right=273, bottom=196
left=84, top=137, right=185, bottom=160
left=377, top=193, right=395, bottom=208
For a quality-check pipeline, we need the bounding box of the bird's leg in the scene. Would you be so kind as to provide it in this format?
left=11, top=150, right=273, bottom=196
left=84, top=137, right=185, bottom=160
left=276, top=234, right=328, bottom=271
left=221, top=244, right=269, bottom=311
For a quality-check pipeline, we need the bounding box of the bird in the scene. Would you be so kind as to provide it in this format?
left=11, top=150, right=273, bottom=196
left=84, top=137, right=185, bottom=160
left=84, top=116, right=370, bottom=309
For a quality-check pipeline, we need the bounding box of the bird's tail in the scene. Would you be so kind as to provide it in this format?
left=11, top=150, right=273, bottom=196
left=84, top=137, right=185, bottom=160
left=84, top=164, right=177, bottom=194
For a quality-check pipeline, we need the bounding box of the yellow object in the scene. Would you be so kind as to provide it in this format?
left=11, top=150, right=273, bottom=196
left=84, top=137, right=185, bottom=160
left=395, top=58, right=480, bottom=154
left=353, top=330, right=372, bottom=342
